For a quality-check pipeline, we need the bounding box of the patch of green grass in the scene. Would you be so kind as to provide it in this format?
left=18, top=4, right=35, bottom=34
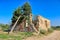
left=0, top=32, right=33, bottom=40
left=0, top=34, right=22, bottom=40
left=23, top=32, right=33, bottom=37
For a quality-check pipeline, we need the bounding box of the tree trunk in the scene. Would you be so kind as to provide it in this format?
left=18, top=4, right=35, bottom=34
left=9, top=15, right=21, bottom=33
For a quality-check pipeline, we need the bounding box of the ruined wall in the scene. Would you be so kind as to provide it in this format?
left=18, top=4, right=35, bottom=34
left=36, top=16, right=50, bottom=31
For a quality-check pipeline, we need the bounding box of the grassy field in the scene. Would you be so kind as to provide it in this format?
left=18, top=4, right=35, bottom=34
left=0, top=31, right=33, bottom=40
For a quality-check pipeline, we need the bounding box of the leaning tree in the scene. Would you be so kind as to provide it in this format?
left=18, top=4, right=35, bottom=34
left=11, top=7, right=22, bottom=26
left=9, top=7, right=22, bottom=33
left=9, top=2, right=33, bottom=33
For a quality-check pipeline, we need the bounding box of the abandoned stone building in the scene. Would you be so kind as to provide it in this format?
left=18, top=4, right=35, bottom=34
left=14, top=13, right=50, bottom=32
left=34, top=15, right=50, bottom=31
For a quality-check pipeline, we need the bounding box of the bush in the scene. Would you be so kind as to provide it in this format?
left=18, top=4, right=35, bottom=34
left=0, top=24, right=9, bottom=31
left=40, top=29, right=47, bottom=34
left=56, top=28, right=60, bottom=30
left=51, top=26, right=60, bottom=30
left=48, top=28, right=53, bottom=33
left=51, top=27, right=56, bottom=30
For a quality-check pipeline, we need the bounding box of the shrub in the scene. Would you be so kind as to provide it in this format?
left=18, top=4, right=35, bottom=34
left=56, top=28, right=60, bottom=30
left=0, top=24, right=9, bottom=31
left=40, top=29, right=47, bottom=34
left=51, top=27, right=56, bottom=30
left=48, top=28, right=53, bottom=33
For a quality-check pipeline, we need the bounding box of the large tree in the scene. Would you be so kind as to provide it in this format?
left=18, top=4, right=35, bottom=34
left=11, top=2, right=32, bottom=26
left=9, top=2, right=32, bottom=33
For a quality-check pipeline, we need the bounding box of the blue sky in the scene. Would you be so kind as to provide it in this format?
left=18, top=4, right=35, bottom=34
left=0, top=0, right=60, bottom=26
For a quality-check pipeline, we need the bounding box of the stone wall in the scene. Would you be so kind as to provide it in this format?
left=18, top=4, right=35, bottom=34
left=36, top=15, right=50, bottom=31
left=29, top=13, right=32, bottom=24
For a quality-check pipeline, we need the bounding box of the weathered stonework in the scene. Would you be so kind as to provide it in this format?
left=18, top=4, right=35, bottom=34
left=29, top=13, right=32, bottom=24
left=36, top=15, right=50, bottom=31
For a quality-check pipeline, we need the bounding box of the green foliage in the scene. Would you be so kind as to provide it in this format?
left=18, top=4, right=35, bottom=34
left=55, top=26, right=60, bottom=30
left=22, top=2, right=32, bottom=15
left=0, top=34, right=22, bottom=40
left=24, top=32, right=33, bottom=37
left=22, top=2, right=32, bottom=25
left=48, top=28, right=53, bottom=33
left=19, top=32, right=33, bottom=38
left=0, top=24, right=9, bottom=31
left=0, top=32, right=33, bottom=40
left=11, top=2, right=32, bottom=26
left=56, top=28, right=60, bottom=30
left=18, top=16, right=24, bottom=24
left=40, top=29, right=47, bottom=34
left=56, top=26, right=60, bottom=28
left=51, top=27, right=56, bottom=30
left=11, top=7, right=22, bottom=26
left=51, top=26, right=60, bottom=30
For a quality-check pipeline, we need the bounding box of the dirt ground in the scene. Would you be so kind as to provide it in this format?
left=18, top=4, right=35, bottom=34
left=23, top=30, right=60, bottom=40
